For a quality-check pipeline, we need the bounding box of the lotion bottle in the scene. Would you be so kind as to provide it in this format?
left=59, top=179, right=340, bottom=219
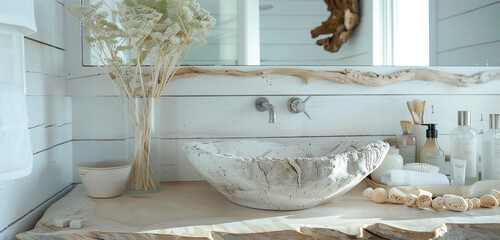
left=420, top=123, right=445, bottom=173
left=450, top=111, right=477, bottom=185
left=396, top=121, right=416, bottom=164
left=482, top=114, right=500, bottom=180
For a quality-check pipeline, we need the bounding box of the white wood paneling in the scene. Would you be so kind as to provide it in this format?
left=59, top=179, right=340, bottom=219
left=27, top=0, right=65, bottom=49
left=25, top=72, right=66, bottom=96
left=72, top=97, right=124, bottom=140
left=0, top=143, right=72, bottom=232
left=26, top=96, right=72, bottom=153
left=26, top=97, right=71, bottom=128
left=438, top=42, right=500, bottom=66
left=72, top=95, right=498, bottom=141
left=436, top=0, right=499, bottom=20
left=437, top=2, right=500, bottom=52
left=24, top=38, right=66, bottom=96
left=259, top=0, right=331, bottom=16
left=260, top=16, right=328, bottom=29
left=24, top=37, right=66, bottom=96
left=261, top=34, right=369, bottom=60
left=25, top=39, right=65, bottom=76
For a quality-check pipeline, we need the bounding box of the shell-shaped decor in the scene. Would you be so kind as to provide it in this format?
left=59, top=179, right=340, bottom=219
left=184, top=139, right=389, bottom=210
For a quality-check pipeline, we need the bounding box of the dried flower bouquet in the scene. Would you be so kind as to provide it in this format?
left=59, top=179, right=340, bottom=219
left=68, top=0, right=215, bottom=191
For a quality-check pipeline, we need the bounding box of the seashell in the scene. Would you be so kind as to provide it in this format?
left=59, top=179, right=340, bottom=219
left=465, top=198, right=473, bottom=210
left=490, top=189, right=500, bottom=200
left=416, top=195, right=432, bottom=209
left=431, top=197, right=445, bottom=210
left=405, top=194, right=417, bottom=207
left=412, top=187, right=432, bottom=198
left=443, top=194, right=468, bottom=212
left=372, top=188, right=387, bottom=204
left=480, top=194, right=499, bottom=208
left=471, top=198, right=481, bottom=208
left=388, top=187, right=407, bottom=204
left=363, top=187, right=374, bottom=199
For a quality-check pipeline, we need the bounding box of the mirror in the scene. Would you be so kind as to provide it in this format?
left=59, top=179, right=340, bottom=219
left=82, top=0, right=500, bottom=66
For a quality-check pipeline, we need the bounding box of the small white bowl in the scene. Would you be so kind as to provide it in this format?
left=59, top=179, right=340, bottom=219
left=75, top=160, right=133, bottom=198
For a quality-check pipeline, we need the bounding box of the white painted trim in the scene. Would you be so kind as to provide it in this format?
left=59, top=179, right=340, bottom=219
left=237, top=0, right=260, bottom=65
left=0, top=184, right=73, bottom=239
left=374, top=0, right=394, bottom=66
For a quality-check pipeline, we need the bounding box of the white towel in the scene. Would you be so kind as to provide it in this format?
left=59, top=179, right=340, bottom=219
left=381, top=169, right=449, bottom=186
left=0, top=83, right=33, bottom=181
left=0, top=0, right=37, bottom=35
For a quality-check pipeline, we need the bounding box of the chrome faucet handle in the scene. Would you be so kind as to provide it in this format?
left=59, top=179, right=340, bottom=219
left=256, top=97, right=276, bottom=123
left=288, top=96, right=312, bottom=120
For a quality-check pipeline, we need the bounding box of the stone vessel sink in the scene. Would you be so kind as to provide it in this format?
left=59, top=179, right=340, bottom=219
left=184, top=139, right=389, bottom=210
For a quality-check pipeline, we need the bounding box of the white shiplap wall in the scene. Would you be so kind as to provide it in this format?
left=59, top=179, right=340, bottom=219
left=0, top=0, right=72, bottom=239
left=432, top=0, right=500, bottom=66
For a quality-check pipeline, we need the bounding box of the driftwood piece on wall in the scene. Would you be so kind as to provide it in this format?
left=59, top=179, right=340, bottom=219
left=311, top=0, right=360, bottom=53
left=174, top=67, right=500, bottom=87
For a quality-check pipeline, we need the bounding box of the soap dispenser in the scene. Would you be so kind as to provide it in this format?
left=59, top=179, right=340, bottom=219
left=450, top=111, right=477, bottom=185
left=420, top=123, right=445, bottom=173
left=481, top=114, right=500, bottom=180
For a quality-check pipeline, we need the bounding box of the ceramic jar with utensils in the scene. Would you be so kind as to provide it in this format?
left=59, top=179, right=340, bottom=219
left=406, top=99, right=427, bottom=161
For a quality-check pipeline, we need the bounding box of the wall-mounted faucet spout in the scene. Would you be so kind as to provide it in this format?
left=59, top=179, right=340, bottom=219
left=255, top=97, right=276, bottom=123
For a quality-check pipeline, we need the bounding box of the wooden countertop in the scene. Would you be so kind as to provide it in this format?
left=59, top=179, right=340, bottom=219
left=17, top=182, right=500, bottom=239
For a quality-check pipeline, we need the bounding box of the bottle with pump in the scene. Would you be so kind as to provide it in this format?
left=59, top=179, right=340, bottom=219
left=420, top=123, right=445, bottom=173
left=396, top=121, right=416, bottom=164
left=450, top=111, right=477, bottom=185
left=481, top=114, right=500, bottom=180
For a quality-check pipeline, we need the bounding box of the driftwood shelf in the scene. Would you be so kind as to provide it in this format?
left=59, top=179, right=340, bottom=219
left=17, top=182, right=500, bottom=239
left=174, top=67, right=500, bottom=87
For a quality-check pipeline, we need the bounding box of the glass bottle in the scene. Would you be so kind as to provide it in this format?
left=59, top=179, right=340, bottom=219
left=396, top=121, right=416, bottom=164
left=420, top=124, right=445, bottom=173
left=482, top=114, right=500, bottom=180
left=450, top=111, right=477, bottom=185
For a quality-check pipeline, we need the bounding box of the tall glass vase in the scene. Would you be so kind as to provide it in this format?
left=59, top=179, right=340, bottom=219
left=124, top=97, right=161, bottom=193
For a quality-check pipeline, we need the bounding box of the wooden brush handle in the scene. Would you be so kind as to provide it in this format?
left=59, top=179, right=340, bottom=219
left=421, top=101, right=426, bottom=124
left=407, top=101, right=418, bottom=124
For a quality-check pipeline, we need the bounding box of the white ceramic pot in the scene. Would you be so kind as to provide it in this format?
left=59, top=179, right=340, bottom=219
left=371, top=147, right=404, bottom=183
left=75, top=160, right=133, bottom=198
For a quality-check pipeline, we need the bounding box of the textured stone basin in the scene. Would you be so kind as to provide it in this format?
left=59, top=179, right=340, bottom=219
left=184, top=139, right=389, bottom=210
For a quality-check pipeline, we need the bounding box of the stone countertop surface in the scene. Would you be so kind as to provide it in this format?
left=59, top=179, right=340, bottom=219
left=17, top=182, right=500, bottom=239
